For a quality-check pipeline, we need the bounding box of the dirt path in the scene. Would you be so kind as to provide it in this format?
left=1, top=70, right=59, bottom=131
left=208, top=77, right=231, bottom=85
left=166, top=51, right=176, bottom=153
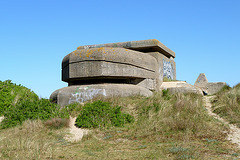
left=203, top=96, right=240, bottom=148
left=64, top=117, right=88, bottom=142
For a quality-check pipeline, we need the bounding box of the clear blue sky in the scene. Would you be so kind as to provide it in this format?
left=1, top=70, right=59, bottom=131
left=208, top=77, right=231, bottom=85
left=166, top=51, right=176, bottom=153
left=0, top=0, right=239, bottom=98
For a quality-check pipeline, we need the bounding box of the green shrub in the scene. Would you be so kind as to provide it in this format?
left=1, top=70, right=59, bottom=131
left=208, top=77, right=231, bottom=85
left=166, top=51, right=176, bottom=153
left=61, top=102, right=83, bottom=117
left=0, top=80, right=37, bottom=116
left=162, top=89, right=171, bottom=100
left=1, top=97, right=69, bottom=129
left=0, top=80, right=69, bottom=129
left=75, top=101, right=134, bottom=128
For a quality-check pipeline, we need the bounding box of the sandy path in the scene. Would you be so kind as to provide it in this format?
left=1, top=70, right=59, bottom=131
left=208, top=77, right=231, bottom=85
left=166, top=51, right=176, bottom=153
left=203, top=96, right=240, bottom=147
left=64, top=117, right=88, bottom=142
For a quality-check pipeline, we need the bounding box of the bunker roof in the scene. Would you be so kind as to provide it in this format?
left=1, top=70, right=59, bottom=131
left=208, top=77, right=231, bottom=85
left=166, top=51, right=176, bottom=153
left=77, top=39, right=175, bottom=58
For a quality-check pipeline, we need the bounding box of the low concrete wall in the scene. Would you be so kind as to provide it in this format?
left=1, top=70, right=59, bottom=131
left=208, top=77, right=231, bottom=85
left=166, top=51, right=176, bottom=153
left=50, top=84, right=152, bottom=106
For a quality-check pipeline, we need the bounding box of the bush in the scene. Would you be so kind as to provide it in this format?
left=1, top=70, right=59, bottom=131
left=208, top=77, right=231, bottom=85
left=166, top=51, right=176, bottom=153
left=75, top=101, right=134, bottom=128
left=162, top=89, right=171, bottom=100
left=0, top=80, right=69, bottom=129
left=61, top=102, right=83, bottom=117
left=0, top=80, right=37, bottom=116
left=1, top=97, right=69, bottom=129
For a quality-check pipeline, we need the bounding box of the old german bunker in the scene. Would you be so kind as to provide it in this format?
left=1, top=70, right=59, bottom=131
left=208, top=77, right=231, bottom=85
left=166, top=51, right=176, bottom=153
left=50, top=39, right=176, bottom=106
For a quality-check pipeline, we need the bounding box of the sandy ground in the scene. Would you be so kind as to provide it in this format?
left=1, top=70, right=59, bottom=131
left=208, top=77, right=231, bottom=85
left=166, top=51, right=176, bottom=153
left=203, top=96, right=240, bottom=148
left=64, top=117, right=88, bottom=142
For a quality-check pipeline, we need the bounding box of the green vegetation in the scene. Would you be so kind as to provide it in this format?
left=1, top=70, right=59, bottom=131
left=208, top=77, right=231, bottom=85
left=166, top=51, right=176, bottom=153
left=0, top=80, right=68, bottom=129
left=75, top=101, right=134, bottom=128
left=163, top=77, right=183, bottom=82
left=0, top=80, right=37, bottom=115
left=0, top=80, right=240, bottom=159
left=212, top=83, right=240, bottom=127
left=163, top=77, right=175, bottom=82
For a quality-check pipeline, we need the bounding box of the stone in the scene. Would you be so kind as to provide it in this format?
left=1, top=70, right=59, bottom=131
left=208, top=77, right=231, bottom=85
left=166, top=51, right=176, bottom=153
left=160, top=81, right=203, bottom=95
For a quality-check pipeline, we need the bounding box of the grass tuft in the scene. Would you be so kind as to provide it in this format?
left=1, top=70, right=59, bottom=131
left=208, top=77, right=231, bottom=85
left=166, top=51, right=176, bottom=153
left=44, top=118, right=70, bottom=129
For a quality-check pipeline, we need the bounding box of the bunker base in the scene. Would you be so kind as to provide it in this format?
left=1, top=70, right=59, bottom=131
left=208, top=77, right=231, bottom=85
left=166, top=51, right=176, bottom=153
left=50, top=84, right=152, bottom=106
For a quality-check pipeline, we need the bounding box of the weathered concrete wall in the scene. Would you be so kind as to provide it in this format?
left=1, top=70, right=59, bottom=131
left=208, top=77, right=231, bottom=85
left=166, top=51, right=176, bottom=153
left=194, top=73, right=226, bottom=95
left=206, top=82, right=226, bottom=95
left=50, top=84, right=152, bottom=107
left=77, top=39, right=175, bottom=58
left=62, top=49, right=157, bottom=80
left=147, top=52, right=176, bottom=81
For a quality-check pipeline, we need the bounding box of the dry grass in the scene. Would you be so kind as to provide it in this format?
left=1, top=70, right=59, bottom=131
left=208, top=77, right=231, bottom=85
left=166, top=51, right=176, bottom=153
left=0, top=120, right=65, bottom=159
left=44, top=118, right=70, bottom=129
left=212, top=84, right=240, bottom=127
left=0, top=92, right=240, bottom=159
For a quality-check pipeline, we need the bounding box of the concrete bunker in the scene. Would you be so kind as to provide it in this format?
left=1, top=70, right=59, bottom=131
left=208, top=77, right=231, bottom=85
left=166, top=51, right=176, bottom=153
left=50, top=39, right=176, bottom=106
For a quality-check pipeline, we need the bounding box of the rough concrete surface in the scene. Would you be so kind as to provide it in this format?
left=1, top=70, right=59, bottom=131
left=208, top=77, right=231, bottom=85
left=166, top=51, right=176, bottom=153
left=148, top=52, right=176, bottom=81
left=207, top=82, right=227, bottom=95
left=160, top=81, right=203, bottom=95
left=195, top=73, right=208, bottom=84
left=63, top=61, right=156, bottom=82
left=77, top=39, right=175, bottom=58
left=63, top=47, right=157, bottom=71
left=194, top=73, right=226, bottom=95
left=50, top=84, right=153, bottom=106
